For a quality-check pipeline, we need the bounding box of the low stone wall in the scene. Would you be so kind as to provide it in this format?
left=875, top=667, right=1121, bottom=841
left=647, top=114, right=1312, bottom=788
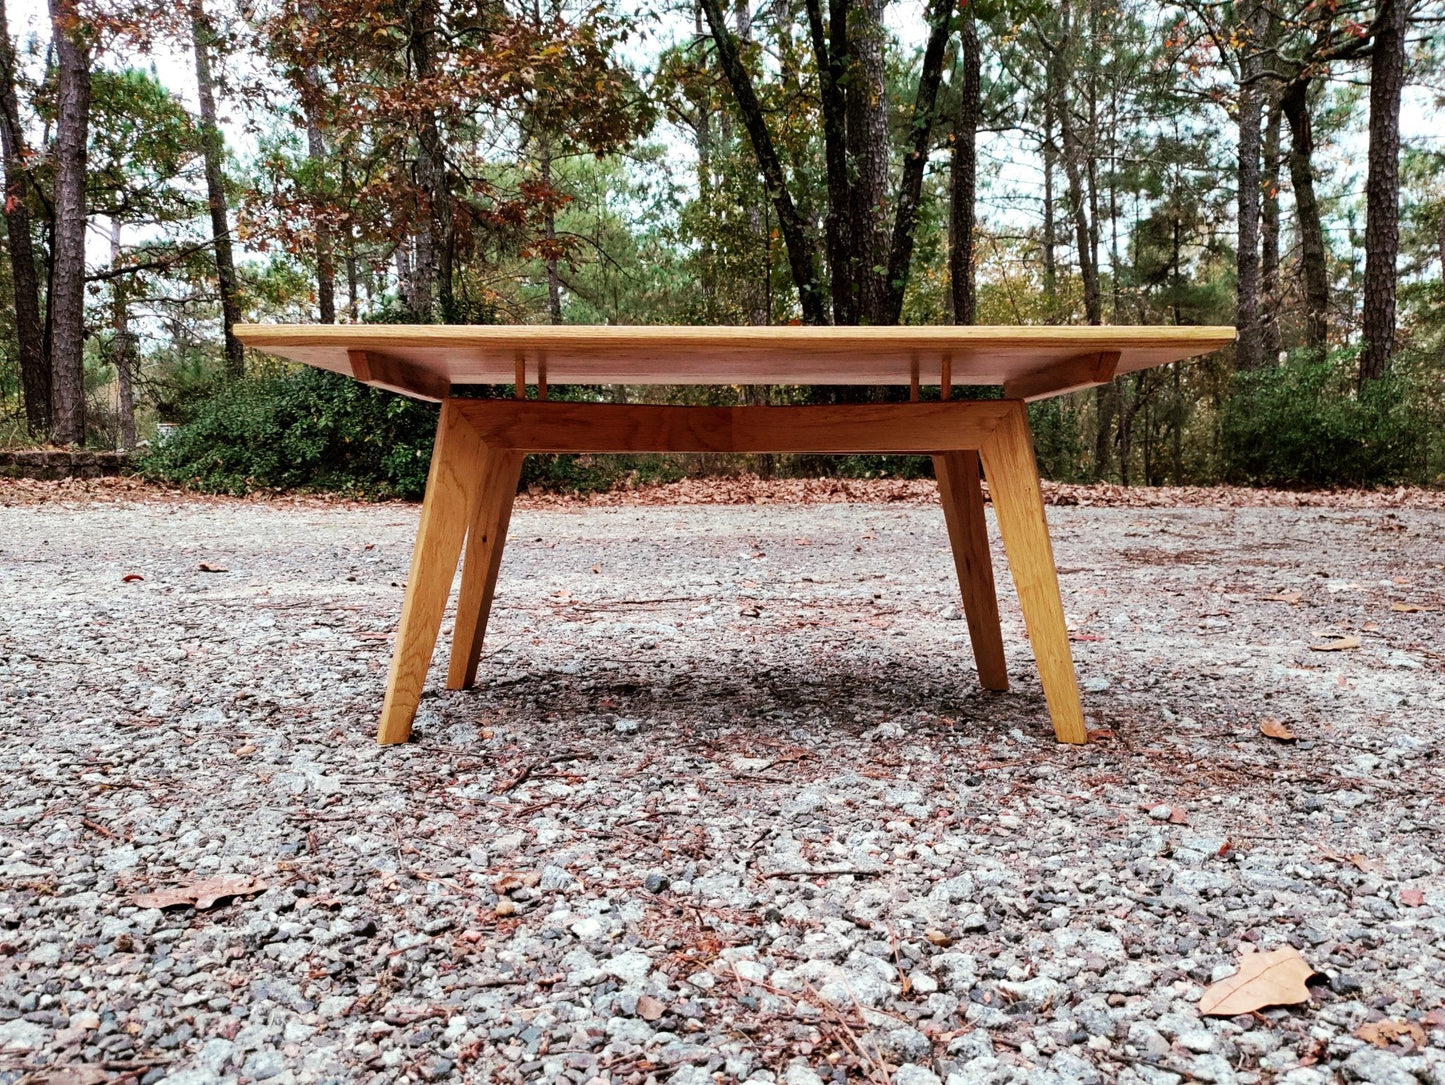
left=0, top=449, right=135, bottom=480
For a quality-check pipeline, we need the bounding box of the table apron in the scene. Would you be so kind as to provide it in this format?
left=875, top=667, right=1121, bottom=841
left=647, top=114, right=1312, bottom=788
left=452, top=399, right=1017, bottom=454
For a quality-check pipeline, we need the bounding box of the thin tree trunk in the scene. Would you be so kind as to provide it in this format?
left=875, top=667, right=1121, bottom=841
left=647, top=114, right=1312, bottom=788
left=948, top=2, right=980, bottom=326
left=301, top=37, right=335, bottom=324
left=191, top=8, right=245, bottom=375
left=701, top=0, right=826, bottom=324
left=694, top=0, right=717, bottom=317
left=0, top=0, right=49, bottom=436
left=47, top=0, right=91, bottom=445
left=109, top=218, right=136, bottom=449
left=1042, top=89, right=1057, bottom=313
left=1233, top=1, right=1264, bottom=371
left=408, top=0, right=446, bottom=317
left=1260, top=93, right=1282, bottom=365
left=1358, top=0, right=1407, bottom=386
left=1280, top=77, right=1328, bottom=361
left=540, top=137, right=562, bottom=324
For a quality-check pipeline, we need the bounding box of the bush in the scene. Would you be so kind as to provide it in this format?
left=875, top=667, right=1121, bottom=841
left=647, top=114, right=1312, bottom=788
left=1222, top=353, right=1427, bottom=487
left=140, top=365, right=439, bottom=499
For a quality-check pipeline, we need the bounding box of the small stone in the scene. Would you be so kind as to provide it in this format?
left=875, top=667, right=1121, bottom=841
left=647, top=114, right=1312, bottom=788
left=1340, top=1048, right=1415, bottom=1085
left=614, top=718, right=641, bottom=734
left=570, top=917, right=605, bottom=940
left=783, top=1067, right=825, bottom=1085
left=893, top=1067, right=943, bottom=1085
left=1148, top=804, right=1173, bottom=820
left=643, top=872, right=670, bottom=894
left=495, top=900, right=516, bottom=916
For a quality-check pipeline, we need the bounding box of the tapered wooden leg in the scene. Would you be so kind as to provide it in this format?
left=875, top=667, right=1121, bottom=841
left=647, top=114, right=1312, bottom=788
left=977, top=402, right=1088, bottom=743
left=933, top=450, right=1008, bottom=691
left=377, top=401, right=486, bottom=745
left=448, top=449, right=524, bottom=690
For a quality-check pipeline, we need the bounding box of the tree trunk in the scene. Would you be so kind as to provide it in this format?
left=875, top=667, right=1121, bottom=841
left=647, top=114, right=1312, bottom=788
left=803, top=0, right=854, bottom=323
left=1048, top=0, right=1099, bottom=325
left=539, top=137, right=563, bottom=324
left=1260, top=94, right=1281, bottom=366
left=847, top=0, right=890, bottom=323
left=1358, top=0, right=1407, bottom=386
left=0, top=0, right=49, bottom=436
left=47, top=0, right=91, bottom=446
left=301, top=38, right=335, bottom=324
left=407, top=0, right=447, bottom=318
left=1280, top=77, right=1328, bottom=361
left=948, top=2, right=980, bottom=326
left=1042, top=90, right=1057, bottom=312
left=109, top=218, right=136, bottom=449
left=191, top=9, right=245, bottom=375
left=1233, top=1, right=1264, bottom=371
left=701, top=0, right=826, bottom=323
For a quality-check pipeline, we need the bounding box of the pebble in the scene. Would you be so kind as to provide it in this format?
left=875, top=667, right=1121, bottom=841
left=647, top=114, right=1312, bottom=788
left=2, top=495, right=1442, bottom=1085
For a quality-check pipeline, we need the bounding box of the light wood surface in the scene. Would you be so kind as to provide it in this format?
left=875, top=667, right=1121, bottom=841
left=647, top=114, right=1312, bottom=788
left=447, top=449, right=524, bottom=690
left=933, top=450, right=1009, bottom=691
left=237, top=323, right=1233, bottom=400
left=977, top=402, right=1088, bottom=743
left=376, top=402, right=486, bottom=744
left=454, top=399, right=1012, bottom=453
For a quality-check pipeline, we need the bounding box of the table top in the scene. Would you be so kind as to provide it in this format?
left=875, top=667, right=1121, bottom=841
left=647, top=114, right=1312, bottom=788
left=235, top=323, right=1234, bottom=401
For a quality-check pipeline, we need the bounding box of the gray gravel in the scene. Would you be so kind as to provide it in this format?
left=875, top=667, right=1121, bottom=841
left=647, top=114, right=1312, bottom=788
left=2, top=492, right=1444, bottom=1084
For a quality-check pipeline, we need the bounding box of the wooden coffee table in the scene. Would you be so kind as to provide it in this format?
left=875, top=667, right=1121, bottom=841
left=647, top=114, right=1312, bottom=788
left=236, top=324, right=1233, bottom=745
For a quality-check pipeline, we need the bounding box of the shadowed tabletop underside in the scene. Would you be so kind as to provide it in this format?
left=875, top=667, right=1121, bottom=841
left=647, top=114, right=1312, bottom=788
left=236, top=324, right=1235, bottom=399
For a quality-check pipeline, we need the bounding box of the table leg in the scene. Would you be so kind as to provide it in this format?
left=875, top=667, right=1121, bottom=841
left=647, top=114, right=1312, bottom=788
left=377, top=402, right=486, bottom=745
left=977, top=402, right=1088, bottom=744
left=448, top=449, right=524, bottom=690
left=933, top=450, right=1008, bottom=691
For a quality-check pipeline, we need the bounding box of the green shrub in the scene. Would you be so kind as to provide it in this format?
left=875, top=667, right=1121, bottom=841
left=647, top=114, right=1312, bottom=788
left=1222, top=353, right=1426, bottom=487
left=140, top=365, right=439, bottom=498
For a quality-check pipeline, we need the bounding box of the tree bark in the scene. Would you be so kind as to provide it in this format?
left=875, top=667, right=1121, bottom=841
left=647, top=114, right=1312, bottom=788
left=701, top=0, right=826, bottom=324
left=1050, top=0, right=1100, bottom=325
left=407, top=0, right=448, bottom=318
left=1233, top=1, right=1264, bottom=371
left=540, top=137, right=563, bottom=324
left=948, top=2, right=980, bottom=326
left=109, top=218, right=136, bottom=449
left=878, top=0, right=951, bottom=324
left=1260, top=93, right=1282, bottom=366
left=191, top=8, right=245, bottom=375
left=802, top=0, right=854, bottom=323
left=0, top=0, right=49, bottom=436
left=1042, top=88, right=1057, bottom=312
left=300, top=33, right=335, bottom=324
left=47, top=0, right=91, bottom=445
left=847, top=0, right=890, bottom=323
left=1358, top=0, right=1407, bottom=386
left=1280, top=77, right=1328, bottom=361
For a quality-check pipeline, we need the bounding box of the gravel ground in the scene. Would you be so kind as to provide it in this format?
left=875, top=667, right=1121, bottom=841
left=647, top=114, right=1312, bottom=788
left=2, top=486, right=1443, bottom=1085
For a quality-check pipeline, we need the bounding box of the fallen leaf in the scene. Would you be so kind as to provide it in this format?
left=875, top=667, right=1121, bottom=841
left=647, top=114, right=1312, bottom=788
left=636, top=994, right=665, bottom=1021
left=1362, top=621, right=1380, bottom=632
left=925, top=929, right=953, bottom=946
left=1309, top=634, right=1360, bottom=652
left=1356, top=1020, right=1426, bottom=1048
left=1168, top=807, right=1189, bottom=825
left=1198, top=946, right=1316, bottom=1016
left=122, top=573, right=144, bottom=582
left=590, top=564, right=601, bottom=574
left=1085, top=727, right=1114, bottom=742
left=42, top=1070, right=110, bottom=1085
left=1070, top=632, right=1105, bottom=642
left=133, top=875, right=267, bottom=910
left=1260, top=718, right=1298, bottom=741
left=198, top=563, right=228, bottom=573
left=1263, top=592, right=1302, bottom=604
left=1391, top=602, right=1437, bottom=613
left=493, top=871, right=543, bottom=894
left=233, top=744, right=255, bottom=756
left=1424, top=1009, right=1445, bottom=1028
left=1400, top=888, right=1425, bottom=907
left=1217, top=840, right=1235, bottom=858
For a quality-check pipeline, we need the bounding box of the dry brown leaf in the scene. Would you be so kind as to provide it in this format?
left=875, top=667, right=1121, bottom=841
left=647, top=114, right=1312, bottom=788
left=1085, top=727, right=1114, bottom=742
left=1400, top=888, right=1425, bottom=907
left=41, top=1069, right=110, bottom=1085
left=1362, top=620, right=1381, bottom=632
left=122, top=573, right=144, bottom=582
left=1391, top=602, right=1437, bottom=613
left=197, top=562, right=228, bottom=573
left=493, top=871, right=542, bottom=894
left=133, top=875, right=267, bottom=910
left=1356, top=1020, right=1426, bottom=1048
left=1309, top=634, right=1361, bottom=652
left=1423, top=1009, right=1445, bottom=1028
left=636, top=994, right=665, bottom=1021
left=1168, top=807, right=1189, bottom=825
left=1263, top=592, right=1303, bottom=604
left=1260, top=718, right=1298, bottom=741
left=1198, top=946, right=1316, bottom=1016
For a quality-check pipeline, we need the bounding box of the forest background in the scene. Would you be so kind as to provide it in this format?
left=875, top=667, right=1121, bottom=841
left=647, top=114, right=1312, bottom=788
left=1, top=0, right=1443, bottom=497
